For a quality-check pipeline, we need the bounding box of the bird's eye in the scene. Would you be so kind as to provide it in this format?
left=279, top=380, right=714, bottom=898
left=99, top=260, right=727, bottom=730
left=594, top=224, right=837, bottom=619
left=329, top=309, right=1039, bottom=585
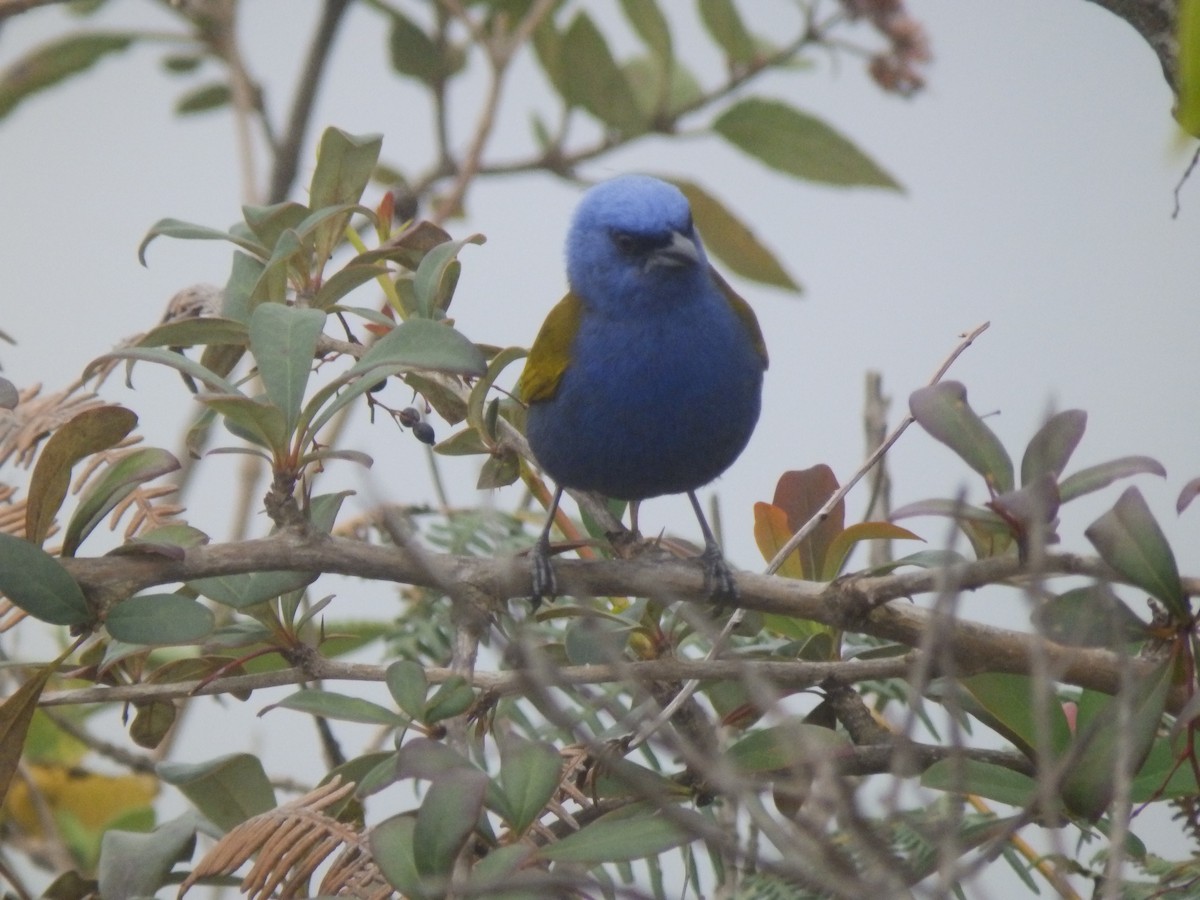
left=611, top=230, right=664, bottom=256
left=611, top=231, right=640, bottom=254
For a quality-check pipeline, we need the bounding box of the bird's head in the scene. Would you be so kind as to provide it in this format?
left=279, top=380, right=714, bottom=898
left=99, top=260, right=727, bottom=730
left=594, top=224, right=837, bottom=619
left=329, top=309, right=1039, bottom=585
left=566, top=175, right=708, bottom=313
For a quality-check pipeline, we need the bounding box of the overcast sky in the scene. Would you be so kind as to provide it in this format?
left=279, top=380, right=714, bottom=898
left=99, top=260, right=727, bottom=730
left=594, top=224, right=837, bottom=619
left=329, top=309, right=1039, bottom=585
left=1, top=0, right=1197, bottom=893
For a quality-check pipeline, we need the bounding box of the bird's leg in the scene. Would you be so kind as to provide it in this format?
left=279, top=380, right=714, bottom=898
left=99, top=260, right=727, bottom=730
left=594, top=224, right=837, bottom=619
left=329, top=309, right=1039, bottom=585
left=629, top=500, right=641, bottom=538
left=530, top=486, right=563, bottom=607
left=687, top=491, right=738, bottom=605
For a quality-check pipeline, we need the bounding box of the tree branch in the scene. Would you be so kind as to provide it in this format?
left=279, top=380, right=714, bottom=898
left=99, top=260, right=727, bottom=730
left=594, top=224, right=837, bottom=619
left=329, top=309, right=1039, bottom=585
left=266, top=0, right=353, bottom=203
left=57, top=538, right=1181, bottom=706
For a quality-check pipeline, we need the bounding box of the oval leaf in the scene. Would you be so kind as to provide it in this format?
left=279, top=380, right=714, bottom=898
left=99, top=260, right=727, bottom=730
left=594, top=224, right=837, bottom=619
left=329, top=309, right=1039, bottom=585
left=370, top=815, right=424, bottom=896
left=413, top=769, right=489, bottom=878
left=909, top=382, right=1014, bottom=493
left=0, top=32, right=135, bottom=121
left=249, top=304, right=326, bottom=434
left=158, top=754, right=276, bottom=833
left=1084, top=486, right=1186, bottom=616
left=352, top=318, right=487, bottom=378
left=265, top=689, right=403, bottom=727
left=536, top=804, right=694, bottom=863
left=1059, top=455, right=1166, bottom=503
left=497, top=735, right=562, bottom=834
left=562, top=12, right=645, bottom=133
left=673, top=179, right=800, bottom=291
left=0, top=533, right=90, bottom=626
left=26, top=405, right=138, bottom=546
left=1021, top=409, right=1086, bottom=487
left=63, top=446, right=181, bottom=556
left=106, top=594, right=215, bottom=645
left=714, top=97, right=901, bottom=190
left=385, top=660, right=428, bottom=721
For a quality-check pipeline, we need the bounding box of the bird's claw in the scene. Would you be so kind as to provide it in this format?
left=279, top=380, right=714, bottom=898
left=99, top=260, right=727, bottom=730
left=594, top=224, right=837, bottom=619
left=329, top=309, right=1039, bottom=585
left=530, top=537, right=558, bottom=609
left=700, top=543, right=738, bottom=606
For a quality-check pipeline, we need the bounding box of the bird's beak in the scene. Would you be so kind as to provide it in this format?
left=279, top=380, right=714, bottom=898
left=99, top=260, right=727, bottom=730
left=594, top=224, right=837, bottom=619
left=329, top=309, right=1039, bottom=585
left=646, top=230, right=700, bottom=270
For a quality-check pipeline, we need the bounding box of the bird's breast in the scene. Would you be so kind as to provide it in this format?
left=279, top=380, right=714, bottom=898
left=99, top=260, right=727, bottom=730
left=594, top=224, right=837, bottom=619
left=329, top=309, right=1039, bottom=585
left=525, top=294, right=764, bottom=499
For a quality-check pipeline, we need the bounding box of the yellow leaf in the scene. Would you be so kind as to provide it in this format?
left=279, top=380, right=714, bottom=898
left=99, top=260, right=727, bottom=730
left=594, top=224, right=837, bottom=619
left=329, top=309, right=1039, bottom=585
left=2, top=764, right=158, bottom=835
left=753, top=502, right=805, bottom=579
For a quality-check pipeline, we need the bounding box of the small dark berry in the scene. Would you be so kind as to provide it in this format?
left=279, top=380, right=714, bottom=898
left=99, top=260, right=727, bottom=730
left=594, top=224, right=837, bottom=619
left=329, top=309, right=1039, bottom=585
left=413, top=422, right=436, bottom=445
left=398, top=406, right=421, bottom=427
left=368, top=379, right=388, bottom=393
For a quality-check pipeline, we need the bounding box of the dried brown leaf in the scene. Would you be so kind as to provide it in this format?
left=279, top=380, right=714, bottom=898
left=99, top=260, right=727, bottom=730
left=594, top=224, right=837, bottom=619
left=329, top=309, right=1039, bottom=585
left=180, top=778, right=394, bottom=899
left=0, top=384, right=106, bottom=468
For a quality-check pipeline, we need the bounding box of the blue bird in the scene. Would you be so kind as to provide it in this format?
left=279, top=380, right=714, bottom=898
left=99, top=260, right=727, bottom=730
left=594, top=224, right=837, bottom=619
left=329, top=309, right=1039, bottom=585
left=519, top=175, right=768, bottom=603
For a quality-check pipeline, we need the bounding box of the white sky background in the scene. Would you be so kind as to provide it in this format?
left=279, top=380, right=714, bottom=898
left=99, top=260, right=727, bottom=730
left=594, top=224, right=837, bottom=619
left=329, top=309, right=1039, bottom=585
left=1, top=0, right=1198, bottom=895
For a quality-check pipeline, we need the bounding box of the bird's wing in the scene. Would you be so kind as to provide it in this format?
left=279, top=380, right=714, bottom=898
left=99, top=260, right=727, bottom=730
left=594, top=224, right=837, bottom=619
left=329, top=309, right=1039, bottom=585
left=708, top=265, right=769, bottom=369
left=518, top=292, right=585, bottom=404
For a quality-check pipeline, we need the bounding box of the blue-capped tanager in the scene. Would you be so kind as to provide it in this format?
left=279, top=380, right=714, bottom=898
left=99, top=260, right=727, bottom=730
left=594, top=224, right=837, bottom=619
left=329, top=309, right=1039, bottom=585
left=518, top=175, right=768, bottom=603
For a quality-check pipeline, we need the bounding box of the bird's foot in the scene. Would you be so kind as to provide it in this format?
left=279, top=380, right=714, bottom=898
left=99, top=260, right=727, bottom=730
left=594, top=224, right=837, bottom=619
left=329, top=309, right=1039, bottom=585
left=529, top=536, right=558, bottom=610
left=700, top=542, right=739, bottom=607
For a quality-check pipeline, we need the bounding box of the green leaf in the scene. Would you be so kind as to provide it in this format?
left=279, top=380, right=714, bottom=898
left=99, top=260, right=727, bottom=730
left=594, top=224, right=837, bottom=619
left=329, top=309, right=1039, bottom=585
left=619, top=0, right=672, bottom=69
left=370, top=815, right=426, bottom=896
left=219, top=250, right=266, bottom=326
left=26, top=404, right=138, bottom=546
left=562, top=12, right=645, bottom=133
left=248, top=304, right=325, bottom=435
left=960, top=672, right=1072, bottom=760
left=388, top=9, right=445, bottom=84
left=624, top=55, right=704, bottom=122
left=422, top=675, right=475, bottom=725
left=413, top=769, right=489, bottom=878
left=352, top=318, right=488, bottom=379
left=106, top=593, right=215, bottom=645
left=497, top=735, right=563, bottom=834
left=1061, top=656, right=1176, bottom=820
left=412, top=234, right=485, bottom=318
left=909, top=382, right=1014, bottom=493
left=158, top=753, right=276, bottom=832
left=63, top=447, right=180, bottom=557
left=0, top=663, right=58, bottom=811
left=536, top=803, right=694, bottom=863
left=1058, top=455, right=1166, bottom=503
left=713, top=97, right=901, bottom=190
left=432, top=427, right=489, bottom=456
left=85, top=346, right=240, bottom=396
left=1085, top=487, right=1186, bottom=617
left=98, top=813, right=197, bottom=900
left=921, top=759, right=1037, bottom=808
left=385, top=660, right=428, bottom=722
left=314, top=262, right=391, bottom=310
left=0, top=534, right=90, bottom=626
left=308, top=128, right=383, bottom=269
left=697, top=0, right=756, bottom=63
left=266, top=689, right=404, bottom=727
left=241, top=201, right=310, bottom=250
left=726, top=722, right=850, bottom=774
left=477, top=450, right=520, bottom=489
left=1177, top=0, right=1200, bottom=137
left=174, top=81, right=230, bottom=115
left=1020, top=409, right=1086, bottom=487
left=1032, top=584, right=1148, bottom=647
left=189, top=569, right=316, bottom=610
left=672, top=179, right=800, bottom=291
left=0, top=32, right=136, bottom=121
left=138, top=217, right=267, bottom=267
left=531, top=16, right=569, bottom=102
left=200, top=394, right=289, bottom=452
left=135, top=317, right=248, bottom=350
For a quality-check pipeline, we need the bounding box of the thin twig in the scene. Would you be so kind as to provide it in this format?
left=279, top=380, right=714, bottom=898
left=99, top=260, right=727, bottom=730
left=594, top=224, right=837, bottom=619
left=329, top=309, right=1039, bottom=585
left=765, top=321, right=989, bottom=574
left=267, top=0, right=353, bottom=204
left=631, top=322, right=990, bottom=750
